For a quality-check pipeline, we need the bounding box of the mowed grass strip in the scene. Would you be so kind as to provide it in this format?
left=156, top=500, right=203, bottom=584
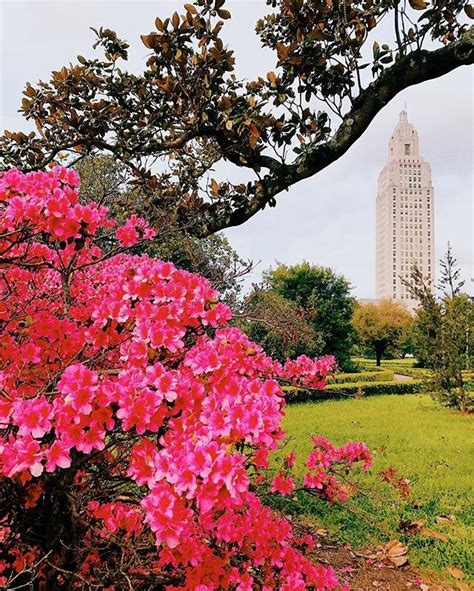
left=275, top=395, right=474, bottom=582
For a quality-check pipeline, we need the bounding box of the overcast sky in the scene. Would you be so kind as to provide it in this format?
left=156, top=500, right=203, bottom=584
left=1, top=0, right=472, bottom=297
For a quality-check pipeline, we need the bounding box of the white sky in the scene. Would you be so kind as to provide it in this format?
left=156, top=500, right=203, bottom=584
left=1, top=0, right=473, bottom=297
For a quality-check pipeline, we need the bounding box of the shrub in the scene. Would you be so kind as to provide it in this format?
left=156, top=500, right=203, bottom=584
left=0, top=168, right=369, bottom=590
left=328, top=370, right=394, bottom=384
left=352, top=357, right=416, bottom=367
left=284, top=380, right=423, bottom=403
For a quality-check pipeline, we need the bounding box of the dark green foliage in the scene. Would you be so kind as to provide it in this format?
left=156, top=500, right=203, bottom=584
left=263, top=262, right=356, bottom=370
left=404, top=249, right=474, bottom=412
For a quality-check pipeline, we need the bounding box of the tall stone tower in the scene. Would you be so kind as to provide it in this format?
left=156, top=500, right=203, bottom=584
left=376, top=110, right=435, bottom=307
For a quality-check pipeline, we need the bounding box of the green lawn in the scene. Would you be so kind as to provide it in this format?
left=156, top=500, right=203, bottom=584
left=274, top=395, right=474, bottom=583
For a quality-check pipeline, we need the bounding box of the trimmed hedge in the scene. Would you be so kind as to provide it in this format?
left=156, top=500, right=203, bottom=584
left=283, top=380, right=423, bottom=404
left=353, top=357, right=416, bottom=367
left=328, top=369, right=394, bottom=384
left=386, top=367, right=473, bottom=380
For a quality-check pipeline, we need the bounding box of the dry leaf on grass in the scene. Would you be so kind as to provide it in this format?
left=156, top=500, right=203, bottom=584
left=446, top=566, right=465, bottom=579
left=316, top=528, right=329, bottom=537
left=380, top=540, right=409, bottom=567
left=399, top=518, right=425, bottom=535
left=435, top=514, right=456, bottom=524
left=420, top=528, right=449, bottom=542
left=455, top=582, right=471, bottom=591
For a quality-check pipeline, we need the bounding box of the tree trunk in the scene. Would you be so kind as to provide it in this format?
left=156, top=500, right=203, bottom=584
left=375, top=343, right=385, bottom=367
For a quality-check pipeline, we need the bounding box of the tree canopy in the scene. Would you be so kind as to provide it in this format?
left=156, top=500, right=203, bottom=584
left=256, top=262, right=356, bottom=370
left=352, top=299, right=413, bottom=365
left=1, top=0, right=472, bottom=236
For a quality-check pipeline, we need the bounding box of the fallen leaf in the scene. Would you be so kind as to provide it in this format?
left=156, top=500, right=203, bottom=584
left=382, top=540, right=409, bottom=567
left=435, top=514, right=456, bottom=524
left=316, top=528, right=328, bottom=537
left=456, top=583, right=471, bottom=591
left=420, top=528, right=449, bottom=542
left=399, top=518, right=425, bottom=535
left=446, top=566, right=465, bottom=579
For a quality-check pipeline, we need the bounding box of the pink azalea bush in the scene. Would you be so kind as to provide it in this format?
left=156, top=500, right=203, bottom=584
left=0, top=168, right=371, bottom=590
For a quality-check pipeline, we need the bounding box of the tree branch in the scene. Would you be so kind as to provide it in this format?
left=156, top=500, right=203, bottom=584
left=199, top=26, right=473, bottom=237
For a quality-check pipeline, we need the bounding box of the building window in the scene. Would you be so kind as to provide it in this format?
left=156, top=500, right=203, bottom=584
left=404, top=144, right=411, bottom=155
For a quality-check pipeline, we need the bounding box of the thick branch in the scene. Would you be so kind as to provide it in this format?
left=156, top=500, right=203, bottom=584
left=291, top=26, right=474, bottom=182
left=199, top=27, right=473, bottom=236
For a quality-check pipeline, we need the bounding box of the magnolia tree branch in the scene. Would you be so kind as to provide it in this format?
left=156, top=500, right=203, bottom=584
left=199, top=27, right=474, bottom=236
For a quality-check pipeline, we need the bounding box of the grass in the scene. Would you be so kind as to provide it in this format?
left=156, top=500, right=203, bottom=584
left=274, top=395, right=474, bottom=583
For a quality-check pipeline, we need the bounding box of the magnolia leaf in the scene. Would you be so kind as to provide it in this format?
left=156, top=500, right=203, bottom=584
left=399, top=518, right=425, bottom=535
left=316, top=528, right=329, bottom=536
left=155, top=17, right=165, bottom=31
left=210, top=179, right=220, bottom=196
left=409, top=0, right=428, bottom=9
left=172, top=11, right=180, bottom=29
left=141, top=34, right=159, bottom=50
left=465, top=5, right=474, bottom=18
left=446, top=566, right=465, bottom=580
left=267, top=71, right=277, bottom=86
left=367, top=15, right=376, bottom=30
left=217, top=8, right=231, bottom=19
left=249, top=123, right=260, bottom=139
left=275, top=43, right=289, bottom=59
left=184, top=3, right=197, bottom=14
left=225, top=120, right=233, bottom=130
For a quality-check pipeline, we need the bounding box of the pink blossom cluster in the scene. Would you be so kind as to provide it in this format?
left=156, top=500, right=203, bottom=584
left=303, top=436, right=373, bottom=502
left=270, top=438, right=372, bottom=501
left=0, top=168, right=364, bottom=590
left=279, top=354, right=335, bottom=388
left=115, top=212, right=156, bottom=246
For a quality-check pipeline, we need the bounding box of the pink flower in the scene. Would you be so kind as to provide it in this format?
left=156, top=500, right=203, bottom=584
left=45, top=440, right=71, bottom=472
left=271, top=473, right=295, bottom=496
left=116, top=214, right=156, bottom=247
left=13, top=396, right=52, bottom=438
left=57, top=364, right=98, bottom=415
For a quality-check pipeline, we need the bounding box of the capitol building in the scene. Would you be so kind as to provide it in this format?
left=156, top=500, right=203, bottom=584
left=375, top=110, right=435, bottom=308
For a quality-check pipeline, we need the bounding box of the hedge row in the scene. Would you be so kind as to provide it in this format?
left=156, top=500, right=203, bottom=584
left=283, top=380, right=423, bottom=403
left=386, top=367, right=473, bottom=380
left=353, top=357, right=416, bottom=367
left=328, top=369, right=394, bottom=384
